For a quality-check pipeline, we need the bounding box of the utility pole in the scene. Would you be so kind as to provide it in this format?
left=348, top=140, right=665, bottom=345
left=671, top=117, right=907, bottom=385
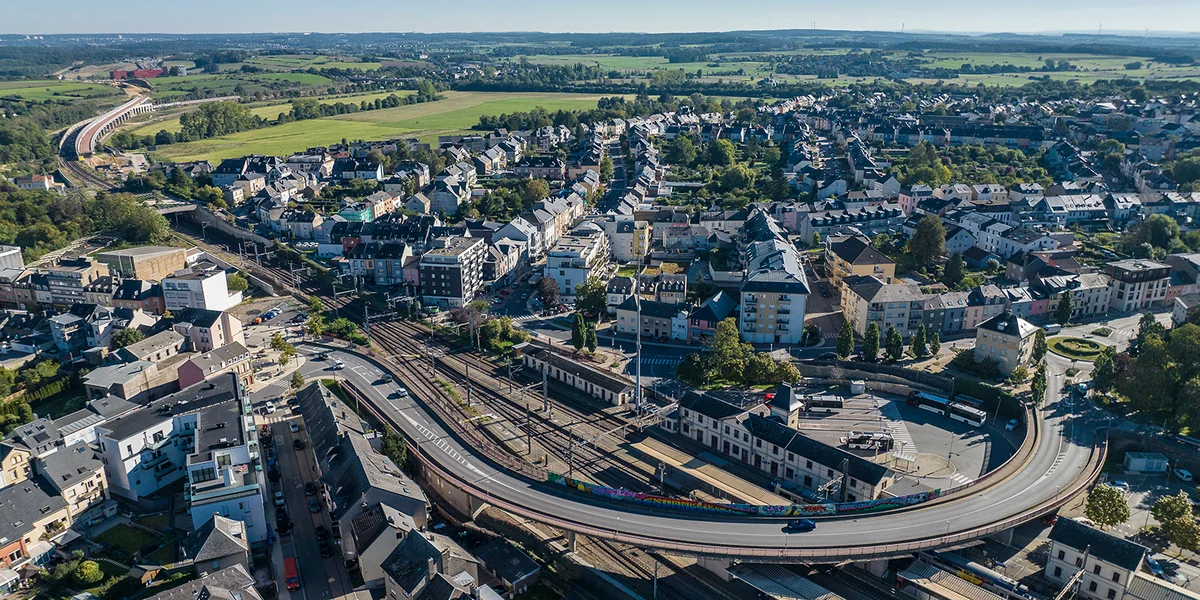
left=466, top=363, right=471, bottom=405
left=542, top=368, right=549, bottom=413
left=653, top=561, right=659, bottom=599
left=634, top=268, right=643, bottom=413
left=363, top=303, right=370, bottom=346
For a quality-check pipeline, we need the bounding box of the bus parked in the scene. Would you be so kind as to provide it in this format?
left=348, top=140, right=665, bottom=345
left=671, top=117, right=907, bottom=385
left=907, top=391, right=987, bottom=427
left=907, top=391, right=951, bottom=414
left=947, top=402, right=988, bottom=427
left=842, top=431, right=894, bottom=451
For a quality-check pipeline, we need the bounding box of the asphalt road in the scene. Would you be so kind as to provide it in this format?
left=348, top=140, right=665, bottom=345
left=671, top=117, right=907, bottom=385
left=294, top=343, right=1098, bottom=558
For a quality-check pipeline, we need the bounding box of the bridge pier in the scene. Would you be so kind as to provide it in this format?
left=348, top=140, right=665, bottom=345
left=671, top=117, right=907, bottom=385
left=567, top=531, right=577, bottom=553
left=989, top=527, right=1014, bottom=546
left=697, top=556, right=734, bottom=582
left=862, top=559, right=889, bottom=577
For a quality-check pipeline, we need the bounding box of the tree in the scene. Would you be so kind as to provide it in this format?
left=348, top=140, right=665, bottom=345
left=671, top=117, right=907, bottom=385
left=811, top=232, right=821, bottom=247
left=599, top=155, right=614, bottom=182
left=1092, top=346, right=1117, bottom=392
left=1031, top=360, right=1048, bottom=406
left=707, top=139, right=736, bottom=166
left=676, top=353, right=706, bottom=386
left=1132, top=312, right=1166, bottom=356
left=74, top=561, right=104, bottom=586
left=308, top=296, right=325, bottom=314
left=1165, top=516, right=1200, bottom=553
left=1054, top=291, right=1074, bottom=326
left=270, top=332, right=287, bottom=352
left=1009, top=364, right=1030, bottom=384
left=571, top=313, right=586, bottom=351
left=1084, top=484, right=1130, bottom=528
left=306, top=314, right=327, bottom=337
left=111, top=328, right=145, bottom=349
left=1032, top=329, right=1048, bottom=363
left=942, top=252, right=965, bottom=287
left=910, top=324, right=928, bottom=357
left=885, top=326, right=904, bottom=362
left=862, top=322, right=880, bottom=363
left=909, top=215, right=946, bottom=265
left=227, top=272, right=249, bottom=292
left=279, top=351, right=291, bottom=367
left=720, top=165, right=756, bottom=191
left=521, top=179, right=550, bottom=206
left=775, top=360, right=802, bottom=384
left=586, top=324, right=598, bottom=352
left=536, top=276, right=559, bottom=307
left=709, top=318, right=750, bottom=382
left=666, top=136, right=697, bottom=165
left=930, top=332, right=941, bottom=356
left=573, top=277, right=607, bottom=319
left=836, top=319, right=854, bottom=359
left=744, top=353, right=778, bottom=385
left=1152, top=491, right=1193, bottom=525
left=290, top=371, right=305, bottom=390
left=380, top=427, right=408, bottom=470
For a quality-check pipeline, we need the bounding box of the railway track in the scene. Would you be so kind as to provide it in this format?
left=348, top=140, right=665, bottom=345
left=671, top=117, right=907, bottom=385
left=369, top=320, right=655, bottom=491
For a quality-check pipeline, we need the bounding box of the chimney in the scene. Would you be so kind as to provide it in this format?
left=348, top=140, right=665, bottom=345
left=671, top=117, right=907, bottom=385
left=427, top=557, right=437, bottom=582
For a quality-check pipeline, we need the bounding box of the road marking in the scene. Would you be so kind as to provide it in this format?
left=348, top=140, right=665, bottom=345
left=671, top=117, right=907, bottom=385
left=877, top=401, right=917, bottom=453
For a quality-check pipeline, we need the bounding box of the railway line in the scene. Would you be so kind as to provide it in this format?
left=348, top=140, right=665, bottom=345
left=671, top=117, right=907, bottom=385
left=368, top=319, right=655, bottom=492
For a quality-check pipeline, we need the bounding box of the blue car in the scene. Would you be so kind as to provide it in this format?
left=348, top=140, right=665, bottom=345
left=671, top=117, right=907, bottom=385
left=1146, top=556, right=1164, bottom=577
left=785, top=519, right=816, bottom=533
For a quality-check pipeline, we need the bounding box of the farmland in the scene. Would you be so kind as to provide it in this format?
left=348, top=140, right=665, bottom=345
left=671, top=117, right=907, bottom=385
left=145, top=91, right=617, bottom=164
left=243, top=54, right=384, bottom=71
left=146, top=72, right=333, bottom=100
left=0, top=80, right=122, bottom=102
left=126, top=89, right=417, bottom=137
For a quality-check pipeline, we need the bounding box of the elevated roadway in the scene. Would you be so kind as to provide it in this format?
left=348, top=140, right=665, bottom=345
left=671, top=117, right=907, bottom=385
left=73, top=95, right=153, bottom=157
left=296, top=343, right=1104, bottom=561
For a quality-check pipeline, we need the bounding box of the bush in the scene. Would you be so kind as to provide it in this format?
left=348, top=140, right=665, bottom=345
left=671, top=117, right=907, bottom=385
left=949, top=349, right=1002, bottom=379
left=1092, top=327, right=1113, bottom=337
left=75, top=561, right=104, bottom=585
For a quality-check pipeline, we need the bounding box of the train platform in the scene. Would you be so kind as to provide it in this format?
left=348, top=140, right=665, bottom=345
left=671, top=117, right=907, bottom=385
left=630, top=436, right=791, bottom=506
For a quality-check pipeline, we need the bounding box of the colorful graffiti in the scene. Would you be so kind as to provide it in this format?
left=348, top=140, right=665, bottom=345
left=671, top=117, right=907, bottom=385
left=546, top=472, right=942, bottom=517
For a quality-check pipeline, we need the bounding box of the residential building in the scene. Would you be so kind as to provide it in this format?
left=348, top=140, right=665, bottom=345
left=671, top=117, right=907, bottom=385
left=599, top=216, right=650, bottom=263
left=96, top=246, right=188, bottom=282
left=545, top=224, right=611, bottom=299
left=974, top=311, right=1038, bottom=373
left=186, top=515, right=250, bottom=578
left=739, top=213, right=810, bottom=344
left=171, top=308, right=246, bottom=353
left=1106, top=259, right=1171, bottom=312
left=0, top=246, right=22, bottom=271
left=82, top=360, right=179, bottom=404
left=142, top=565, right=261, bottom=600
left=513, top=156, right=566, bottom=179
left=381, top=528, right=477, bottom=600
left=419, top=237, right=486, bottom=308
left=162, top=269, right=243, bottom=313
left=825, top=236, right=896, bottom=289
left=687, top=291, right=737, bottom=342
left=0, top=478, right=71, bottom=571
left=841, top=276, right=927, bottom=338
left=46, top=258, right=109, bottom=306
left=615, top=296, right=684, bottom=340
left=1033, top=273, right=1112, bottom=321
left=177, top=342, right=252, bottom=389
left=13, top=174, right=64, bottom=193
left=34, top=442, right=107, bottom=518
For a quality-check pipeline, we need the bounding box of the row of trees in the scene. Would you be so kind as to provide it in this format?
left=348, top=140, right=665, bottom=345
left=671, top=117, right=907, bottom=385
left=1084, top=485, right=1200, bottom=553
left=836, top=320, right=942, bottom=363
left=0, top=188, right=169, bottom=262
left=675, top=318, right=801, bottom=388
left=1099, top=313, right=1200, bottom=430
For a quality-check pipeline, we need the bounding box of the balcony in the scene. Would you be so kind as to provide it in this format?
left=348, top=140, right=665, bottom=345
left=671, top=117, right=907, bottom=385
left=744, top=306, right=757, bottom=314
left=779, top=307, right=790, bottom=314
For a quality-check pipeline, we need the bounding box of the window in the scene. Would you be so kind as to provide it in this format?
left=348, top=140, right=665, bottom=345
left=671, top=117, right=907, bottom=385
left=1088, top=582, right=1097, bottom=593
left=1106, top=590, right=1115, bottom=600
left=1053, top=566, right=1062, bottom=578
left=1093, top=565, right=1101, bottom=575
left=806, top=460, right=812, bottom=469
left=1111, top=573, right=1119, bottom=583
left=827, top=469, right=834, bottom=477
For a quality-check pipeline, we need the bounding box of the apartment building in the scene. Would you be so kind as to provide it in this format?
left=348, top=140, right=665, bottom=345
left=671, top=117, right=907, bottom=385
left=162, top=269, right=243, bottom=313
left=1045, top=518, right=1146, bottom=600
left=177, top=342, right=252, bottom=389
left=96, top=246, right=188, bottom=282
left=419, top=236, right=486, bottom=308
left=614, top=296, right=684, bottom=340
left=113, top=280, right=165, bottom=314
left=546, top=224, right=611, bottom=299
left=1106, top=259, right=1171, bottom=312
left=598, top=216, right=650, bottom=263
left=46, top=258, right=109, bottom=306
left=974, top=311, right=1038, bottom=374
left=841, top=276, right=927, bottom=338
left=171, top=308, right=246, bottom=353
left=1033, top=273, right=1112, bottom=321
left=825, top=236, right=895, bottom=289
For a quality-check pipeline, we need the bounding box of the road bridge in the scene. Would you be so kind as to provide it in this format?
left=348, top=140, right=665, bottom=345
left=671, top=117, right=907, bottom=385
left=73, top=95, right=154, bottom=157
left=297, top=343, right=1105, bottom=563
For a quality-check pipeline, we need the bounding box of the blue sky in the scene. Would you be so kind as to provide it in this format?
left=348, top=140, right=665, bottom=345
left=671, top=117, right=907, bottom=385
left=4, top=0, right=1199, bottom=35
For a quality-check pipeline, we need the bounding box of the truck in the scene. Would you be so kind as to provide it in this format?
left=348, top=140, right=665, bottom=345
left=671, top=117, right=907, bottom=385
left=284, top=557, right=300, bottom=591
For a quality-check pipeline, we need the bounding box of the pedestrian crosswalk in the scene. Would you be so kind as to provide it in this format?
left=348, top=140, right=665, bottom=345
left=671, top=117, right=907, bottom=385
left=877, top=401, right=917, bottom=453
left=822, top=331, right=839, bottom=339
left=510, top=313, right=542, bottom=324
left=640, top=356, right=684, bottom=367
left=948, top=472, right=975, bottom=486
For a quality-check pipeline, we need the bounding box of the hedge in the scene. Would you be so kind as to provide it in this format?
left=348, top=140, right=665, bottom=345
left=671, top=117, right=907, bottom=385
left=954, top=379, right=1022, bottom=420
left=24, top=377, right=70, bottom=403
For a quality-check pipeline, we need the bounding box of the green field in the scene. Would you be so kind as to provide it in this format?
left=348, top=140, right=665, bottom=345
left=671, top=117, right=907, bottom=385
left=127, top=89, right=417, bottom=137
left=147, top=72, right=333, bottom=100
left=148, top=91, right=616, bottom=164
left=0, top=80, right=121, bottom=101
left=245, top=54, right=383, bottom=71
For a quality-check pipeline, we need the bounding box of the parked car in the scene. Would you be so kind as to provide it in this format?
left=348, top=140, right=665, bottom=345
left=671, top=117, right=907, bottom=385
left=319, top=540, right=333, bottom=558
left=260, top=424, right=272, bottom=438
left=1173, top=468, right=1193, bottom=482
left=1108, top=481, right=1131, bottom=492
left=1147, top=556, right=1164, bottom=577
left=817, top=352, right=839, bottom=360
left=265, top=401, right=277, bottom=414
left=289, top=421, right=300, bottom=433
left=1005, top=419, right=1019, bottom=431
left=293, top=438, right=304, bottom=451
left=1041, top=513, right=1059, bottom=526
left=305, top=482, right=316, bottom=496
left=315, top=525, right=330, bottom=541
left=309, top=498, right=322, bottom=513
left=784, top=519, right=816, bottom=533
left=274, top=491, right=286, bottom=507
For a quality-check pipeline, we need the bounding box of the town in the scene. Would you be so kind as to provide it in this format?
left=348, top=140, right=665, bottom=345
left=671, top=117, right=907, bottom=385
left=1, top=21, right=1200, bottom=600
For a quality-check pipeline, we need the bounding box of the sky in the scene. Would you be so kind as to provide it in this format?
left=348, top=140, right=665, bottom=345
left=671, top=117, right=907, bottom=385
left=4, top=0, right=1200, bottom=35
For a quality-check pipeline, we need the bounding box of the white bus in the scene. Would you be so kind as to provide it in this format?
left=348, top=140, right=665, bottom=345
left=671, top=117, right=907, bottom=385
left=947, top=402, right=987, bottom=427
left=842, top=431, right=894, bottom=451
